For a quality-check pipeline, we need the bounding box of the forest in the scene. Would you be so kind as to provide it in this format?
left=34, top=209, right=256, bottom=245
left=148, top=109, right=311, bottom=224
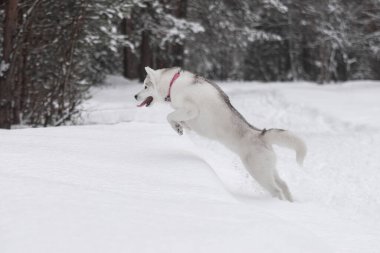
left=0, top=0, right=379, bottom=128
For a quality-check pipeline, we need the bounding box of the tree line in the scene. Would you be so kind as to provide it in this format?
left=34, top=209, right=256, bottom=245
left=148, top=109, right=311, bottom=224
left=1, top=0, right=379, bottom=129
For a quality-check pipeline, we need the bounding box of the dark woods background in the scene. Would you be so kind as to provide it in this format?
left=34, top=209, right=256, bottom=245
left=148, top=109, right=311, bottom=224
left=0, top=0, right=379, bottom=128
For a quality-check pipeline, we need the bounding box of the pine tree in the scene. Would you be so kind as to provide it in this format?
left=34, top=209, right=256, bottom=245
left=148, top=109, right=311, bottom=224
left=0, top=0, right=18, bottom=129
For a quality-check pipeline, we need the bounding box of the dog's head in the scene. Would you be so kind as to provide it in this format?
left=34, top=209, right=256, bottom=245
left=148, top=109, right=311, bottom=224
left=134, top=67, right=162, bottom=107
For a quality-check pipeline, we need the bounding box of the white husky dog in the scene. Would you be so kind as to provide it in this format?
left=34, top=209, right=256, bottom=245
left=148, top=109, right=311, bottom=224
left=135, top=67, right=307, bottom=201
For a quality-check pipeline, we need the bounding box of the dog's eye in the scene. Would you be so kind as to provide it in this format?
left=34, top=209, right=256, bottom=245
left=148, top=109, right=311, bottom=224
left=144, top=86, right=147, bottom=89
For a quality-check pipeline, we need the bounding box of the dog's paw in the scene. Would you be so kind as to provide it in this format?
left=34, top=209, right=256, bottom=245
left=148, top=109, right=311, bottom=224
left=170, top=122, right=183, bottom=136
left=174, top=123, right=183, bottom=136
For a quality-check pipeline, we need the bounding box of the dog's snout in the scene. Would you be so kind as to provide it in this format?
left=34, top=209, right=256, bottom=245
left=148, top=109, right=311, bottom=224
left=134, top=94, right=138, bottom=100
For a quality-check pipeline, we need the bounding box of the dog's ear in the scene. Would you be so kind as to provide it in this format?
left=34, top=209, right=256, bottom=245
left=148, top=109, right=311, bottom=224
left=145, top=66, right=158, bottom=85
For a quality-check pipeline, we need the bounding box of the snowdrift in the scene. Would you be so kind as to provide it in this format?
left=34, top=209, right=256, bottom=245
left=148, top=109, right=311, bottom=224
left=1, top=76, right=380, bottom=252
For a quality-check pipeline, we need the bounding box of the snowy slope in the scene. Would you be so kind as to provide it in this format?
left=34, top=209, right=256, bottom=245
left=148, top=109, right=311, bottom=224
left=1, top=75, right=380, bottom=253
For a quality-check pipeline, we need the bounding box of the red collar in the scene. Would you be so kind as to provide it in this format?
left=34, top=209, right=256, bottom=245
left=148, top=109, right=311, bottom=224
left=165, top=70, right=181, bottom=102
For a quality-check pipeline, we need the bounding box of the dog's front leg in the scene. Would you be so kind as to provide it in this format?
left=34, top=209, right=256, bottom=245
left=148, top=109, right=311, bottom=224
left=167, top=106, right=198, bottom=136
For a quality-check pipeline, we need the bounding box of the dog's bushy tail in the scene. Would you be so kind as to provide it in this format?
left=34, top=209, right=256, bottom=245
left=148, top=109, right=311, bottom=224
left=261, top=129, right=307, bottom=166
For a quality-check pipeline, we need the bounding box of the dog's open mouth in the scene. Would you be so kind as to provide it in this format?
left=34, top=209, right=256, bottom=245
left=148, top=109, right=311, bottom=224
left=137, top=96, right=154, bottom=107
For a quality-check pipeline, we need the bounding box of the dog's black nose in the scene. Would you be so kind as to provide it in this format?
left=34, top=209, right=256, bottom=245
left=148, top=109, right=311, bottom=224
left=134, top=94, right=138, bottom=100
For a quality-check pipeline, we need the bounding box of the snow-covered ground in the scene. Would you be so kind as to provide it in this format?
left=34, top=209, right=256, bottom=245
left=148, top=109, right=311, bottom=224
left=1, top=75, right=380, bottom=253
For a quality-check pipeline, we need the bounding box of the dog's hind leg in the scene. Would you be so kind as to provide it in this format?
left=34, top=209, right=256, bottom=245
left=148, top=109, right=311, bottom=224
left=273, top=171, right=293, bottom=202
left=242, top=151, right=286, bottom=201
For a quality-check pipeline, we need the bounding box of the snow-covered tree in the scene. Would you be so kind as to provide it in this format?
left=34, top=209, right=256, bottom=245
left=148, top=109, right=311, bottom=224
left=0, top=0, right=134, bottom=127
left=120, top=0, right=204, bottom=80
left=1, top=0, right=380, bottom=129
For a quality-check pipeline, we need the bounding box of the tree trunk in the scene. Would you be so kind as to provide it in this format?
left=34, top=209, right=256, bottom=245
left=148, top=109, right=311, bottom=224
left=121, top=17, right=138, bottom=79
left=0, top=0, right=18, bottom=129
left=139, top=30, right=152, bottom=82
left=287, top=4, right=297, bottom=80
left=171, top=0, right=187, bottom=67
left=12, top=4, right=26, bottom=125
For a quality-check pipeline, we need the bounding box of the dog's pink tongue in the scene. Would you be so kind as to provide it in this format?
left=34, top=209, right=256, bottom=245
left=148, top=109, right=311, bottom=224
left=137, top=99, right=148, bottom=107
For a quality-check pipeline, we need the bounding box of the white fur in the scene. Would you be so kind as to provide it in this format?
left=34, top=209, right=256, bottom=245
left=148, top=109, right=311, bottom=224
left=135, top=67, right=307, bottom=202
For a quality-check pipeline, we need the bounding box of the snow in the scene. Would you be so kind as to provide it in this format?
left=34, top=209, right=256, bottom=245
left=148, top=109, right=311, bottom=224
left=1, top=75, right=380, bottom=253
left=265, top=0, right=288, bottom=13
left=0, top=60, right=10, bottom=77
